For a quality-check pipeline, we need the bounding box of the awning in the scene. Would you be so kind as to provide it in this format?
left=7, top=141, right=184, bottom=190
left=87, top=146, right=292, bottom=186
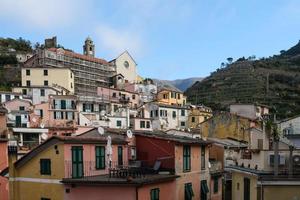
left=201, top=180, right=209, bottom=193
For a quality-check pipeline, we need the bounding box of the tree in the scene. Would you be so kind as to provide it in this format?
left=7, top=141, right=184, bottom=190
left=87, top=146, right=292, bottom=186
left=227, top=57, right=233, bottom=64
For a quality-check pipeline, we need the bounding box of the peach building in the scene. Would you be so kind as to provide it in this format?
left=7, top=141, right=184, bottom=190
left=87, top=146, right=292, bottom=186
left=134, top=130, right=211, bottom=200
left=0, top=138, right=8, bottom=200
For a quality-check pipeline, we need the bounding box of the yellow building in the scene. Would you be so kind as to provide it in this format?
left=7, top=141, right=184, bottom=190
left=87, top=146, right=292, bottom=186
left=199, top=112, right=257, bottom=142
left=156, top=89, right=187, bottom=106
left=22, top=67, right=74, bottom=94
left=8, top=138, right=65, bottom=200
left=229, top=166, right=300, bottom=200
left=187, top=105, right=212, bottom=129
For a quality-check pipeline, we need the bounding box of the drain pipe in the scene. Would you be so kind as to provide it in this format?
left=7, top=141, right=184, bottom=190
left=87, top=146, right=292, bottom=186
left=289, top=145, right=294, bottom=178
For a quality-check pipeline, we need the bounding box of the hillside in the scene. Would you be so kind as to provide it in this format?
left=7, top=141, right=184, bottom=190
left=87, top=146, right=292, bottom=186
left=0, top=37, right=34, bottom=90
left=154, top=77, right=203, bottom=92
left=185, top=41, right=300, bottom=119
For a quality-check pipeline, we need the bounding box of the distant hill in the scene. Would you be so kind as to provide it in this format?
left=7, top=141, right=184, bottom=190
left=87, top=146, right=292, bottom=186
left=185, top=40, right=300, bottom=119
left=154, top=77, right=203, bottom=92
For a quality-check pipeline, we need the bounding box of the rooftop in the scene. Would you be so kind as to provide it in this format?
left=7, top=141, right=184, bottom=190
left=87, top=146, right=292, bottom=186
left=62, top=173, right=178, bottom=186
left=134, top=130, right=211, bottom=145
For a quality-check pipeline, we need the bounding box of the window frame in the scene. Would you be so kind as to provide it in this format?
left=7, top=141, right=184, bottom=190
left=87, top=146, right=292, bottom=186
left=40, top=159, right=51, bottom=175
left=95, top=146, right=105, bottom=170
left=150, top=188, right=160, bottom=200
left=183, top=145, right=191, bottom=172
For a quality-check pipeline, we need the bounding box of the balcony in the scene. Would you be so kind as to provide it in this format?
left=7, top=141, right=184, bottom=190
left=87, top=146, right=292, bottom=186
left=209, top=160, right=223, bottom=174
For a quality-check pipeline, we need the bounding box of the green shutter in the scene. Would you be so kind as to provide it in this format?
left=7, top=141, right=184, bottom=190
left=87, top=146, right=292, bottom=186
left=96, top=146, right=105, bottom=169
left=72, top=146, right=83, bottom=178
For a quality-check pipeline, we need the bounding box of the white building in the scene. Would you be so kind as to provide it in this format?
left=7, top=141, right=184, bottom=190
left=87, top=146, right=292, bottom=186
left=145, top=103, right=189, bottom=131
left=0, top=91, right=23, bottom=103
left=110, top=51, right=137, bottom=83
left=230, top=103, right=269, bottom=120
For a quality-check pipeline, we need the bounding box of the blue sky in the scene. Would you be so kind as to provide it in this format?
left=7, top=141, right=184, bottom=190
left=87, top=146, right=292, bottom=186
left=1, top=0, right=300, bottom=80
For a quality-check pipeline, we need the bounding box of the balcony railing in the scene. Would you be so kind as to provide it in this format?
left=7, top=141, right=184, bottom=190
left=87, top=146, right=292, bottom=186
left=64, top=160, right=129, bottom=179
left=209, top=161, right=223, bottom=173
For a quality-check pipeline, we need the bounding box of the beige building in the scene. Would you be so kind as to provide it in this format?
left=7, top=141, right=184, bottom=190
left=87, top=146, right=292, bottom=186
left=188, top=105, right=212, bottom=129
left=110, top=51, right=137, bottom=83
left=156, top=88, right=187, bottom=106
left=21, top=67, right=74, bottom=94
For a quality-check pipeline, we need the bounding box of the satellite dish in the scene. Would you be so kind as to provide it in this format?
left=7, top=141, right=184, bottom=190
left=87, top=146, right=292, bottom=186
left=32, top=117, right=37, bottom=123
left=40, top=123, right=45, bottom=128
left=126, top=130, right=133, bottom=139
left=98, top=127, right=105, bottom=135
left=41, top=133, right=48, bottom=140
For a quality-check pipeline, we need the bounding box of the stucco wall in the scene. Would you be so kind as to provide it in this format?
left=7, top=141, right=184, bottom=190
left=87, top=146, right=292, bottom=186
left=115, top=52, right=137, bottom=83
left=11, top=143, right=65, bottom=200
left=137, top=180, right=177, bottom=200
left=0, top=141, right=8, bottom=200
left=64, top=185, right=136, bottom=200
left=263, top=185, right=300, bottom=200
left=232, top=171, right=257, bottom=200
left=22, top=68, right=74, bottom=93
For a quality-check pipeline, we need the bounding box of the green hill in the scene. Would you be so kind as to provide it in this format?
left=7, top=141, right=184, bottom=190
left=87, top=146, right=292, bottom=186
left=185, top=41, right=300, bottom=119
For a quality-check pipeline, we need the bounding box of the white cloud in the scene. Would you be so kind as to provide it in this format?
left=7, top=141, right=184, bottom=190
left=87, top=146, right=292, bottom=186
left=94, top=24, right=143, bottom=57
left=0, top=0, right=87, bottom=29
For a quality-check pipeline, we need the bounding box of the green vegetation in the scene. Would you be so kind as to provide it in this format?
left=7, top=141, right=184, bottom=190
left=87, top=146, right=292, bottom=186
left=0, top=37, right=32, bottom=52
left=185, top=41, right=300, bottom=119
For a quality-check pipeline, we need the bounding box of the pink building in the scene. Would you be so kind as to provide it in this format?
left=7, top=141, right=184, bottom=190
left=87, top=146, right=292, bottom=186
left=0, top=139, right=8, bottom=200
left=134, top=131, right=212, bottom=200
left=97, top=86, right=140, bottom=109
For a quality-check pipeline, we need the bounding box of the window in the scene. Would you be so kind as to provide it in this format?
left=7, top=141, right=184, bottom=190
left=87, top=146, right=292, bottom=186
left=140, top=121, right=145, bottom=128
left=178, top=93, right=181, bottom=99
left=181, top=121, right=185, bottom=127
left=40, top=89, right=45, bottom=96
left=201, top=180, right=209, bottom=200
left=132, top=94, right=135, bottom=99
left=171, top=92, right=175, bottom=98
left=118, top=146, right=123, bottom=166
left=95, top=146, right=105, bottom=169
left=117, top=120, right=122, bottom=127
left=113, top=105, right=118, bottom=112
left=160, top=110, right=163, bottom=117
left=44, top=80, right=48, bottom=86
left=26, top=69, right=30, bottom=76
left=112, top=92, right=116, bottom=98
left=41, top=198, right=50, bottom=200
left=26, top=80, right=31, bottom=86
left=22, top=89, right=27, bottom=95
left=213, top=177, right=219, bottom=193
left=244, top=177, right=250, bottom=200
left=191, top=117, right=195, bottom=123
left=184, top=183, right=194, bottom=200
left=44, top=69, right=48, bottom=76
left=61, top=100, right=66, bottom=109
left=40, top=159, right=51, bottom=175
left=183, top=145, right=191, bottom=171
left=70, top=72, right=72, bottom=78
left=72, top=146, right=84, bottom=178
left=131, top=147, right=136, bottom=160
left=15, top=95, right=19, bottom=99
left=39, top=109, right=44, bottom=118
left=5, top=95, right=10, bottom=101
left=19, top=106, right=25, bottom=111
left=201, top=146, right=206, bottom=170
left=150, top=188, right=160, bottom=200
left=146, top=121, right=151, bottom=128
left=181, top=109, right=185, bottom=116
left=163, top=94, right=168, bottom=99
left=172, top=111, right=176, bottom=118
left=71, top=82, right=73, bottom=88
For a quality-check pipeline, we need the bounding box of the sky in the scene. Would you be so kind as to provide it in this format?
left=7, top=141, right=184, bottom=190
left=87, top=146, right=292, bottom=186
left=1, top=0, right=300, bottom=80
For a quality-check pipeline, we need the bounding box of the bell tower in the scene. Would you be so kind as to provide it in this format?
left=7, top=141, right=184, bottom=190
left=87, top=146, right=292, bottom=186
left=83, top=37, right=95, bottom=57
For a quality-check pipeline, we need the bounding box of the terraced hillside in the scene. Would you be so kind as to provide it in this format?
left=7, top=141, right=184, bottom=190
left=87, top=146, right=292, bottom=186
left=185, top=41, right=300, bottom=119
